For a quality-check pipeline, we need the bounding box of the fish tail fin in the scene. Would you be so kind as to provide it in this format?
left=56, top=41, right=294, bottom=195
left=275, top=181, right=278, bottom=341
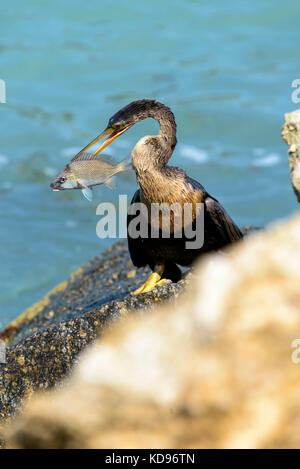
left=104, top=177, right=115, bottom=189
left=115, top=154, right=132, bottom=173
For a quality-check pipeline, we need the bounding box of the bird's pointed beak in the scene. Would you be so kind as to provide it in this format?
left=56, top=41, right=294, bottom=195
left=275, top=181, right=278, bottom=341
left=71, top=125, right=130, bottom=161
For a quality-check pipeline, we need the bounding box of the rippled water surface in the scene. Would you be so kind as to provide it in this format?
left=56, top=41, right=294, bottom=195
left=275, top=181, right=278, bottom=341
left=0, top=0, right=299, bottom=327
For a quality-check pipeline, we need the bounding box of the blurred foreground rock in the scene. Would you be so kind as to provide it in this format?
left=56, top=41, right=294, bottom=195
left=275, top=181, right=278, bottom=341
left=5, top=214, right=300, bottom=449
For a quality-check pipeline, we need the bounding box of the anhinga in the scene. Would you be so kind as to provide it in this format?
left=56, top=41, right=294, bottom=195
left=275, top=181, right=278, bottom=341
left=73, top=99, right=243, bottom=294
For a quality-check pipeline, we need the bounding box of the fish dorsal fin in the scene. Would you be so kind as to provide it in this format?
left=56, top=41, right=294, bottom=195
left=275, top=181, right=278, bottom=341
left=71, top=152, right=113, bottom=163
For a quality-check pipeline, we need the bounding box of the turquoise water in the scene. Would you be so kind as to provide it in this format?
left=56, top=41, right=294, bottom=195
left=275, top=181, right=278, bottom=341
left=0, top=0, right=299, bottom=328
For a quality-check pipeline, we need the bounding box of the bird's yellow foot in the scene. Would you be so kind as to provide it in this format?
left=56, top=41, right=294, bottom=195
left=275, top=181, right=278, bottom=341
left=132, top=272, right=170, bottom=295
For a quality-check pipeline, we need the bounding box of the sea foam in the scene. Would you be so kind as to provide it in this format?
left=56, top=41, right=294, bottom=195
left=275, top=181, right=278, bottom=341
left=253, top=153, right=281, bottom=167
left=179, top=144, right=208, bottom=163
left=0, top=154, right=8, bottom=166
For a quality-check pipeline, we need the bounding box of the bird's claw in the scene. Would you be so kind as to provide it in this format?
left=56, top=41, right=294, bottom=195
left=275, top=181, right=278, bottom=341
left=131, top=273, right=170, bottom=295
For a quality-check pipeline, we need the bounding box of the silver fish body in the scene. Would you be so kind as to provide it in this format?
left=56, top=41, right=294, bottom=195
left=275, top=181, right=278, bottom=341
left=50, top=153, right=132, bottom=200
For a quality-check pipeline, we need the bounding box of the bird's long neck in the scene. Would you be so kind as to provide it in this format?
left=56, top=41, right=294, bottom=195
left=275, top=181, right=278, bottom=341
left=124, top=101, right=178, bottom=202
left=131, top=101, right=177, bottom=174
left=143, top=101, right=177, bottom=154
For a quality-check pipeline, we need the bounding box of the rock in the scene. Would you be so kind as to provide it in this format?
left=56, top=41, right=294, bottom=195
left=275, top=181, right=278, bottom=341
left=0, top=240, right=188, bottom=436
left=282, top=109, right=300, bottom=202
left=5, top=214, right=300, bottom=449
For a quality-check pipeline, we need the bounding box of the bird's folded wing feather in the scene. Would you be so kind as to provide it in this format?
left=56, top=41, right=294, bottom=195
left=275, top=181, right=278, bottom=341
left=187, top=176, right=243, bottom=243
left=205, top=196, right=243, bottom=243
left=127, top=189, right=150, bottom=268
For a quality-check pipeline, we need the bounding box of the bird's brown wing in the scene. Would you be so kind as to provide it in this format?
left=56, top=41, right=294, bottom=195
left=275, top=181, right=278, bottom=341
left=204, top=196, right=243, bottom=243
left=127, top=189, right=150, bottom=268
left=187, top=176, right=243, bottom=244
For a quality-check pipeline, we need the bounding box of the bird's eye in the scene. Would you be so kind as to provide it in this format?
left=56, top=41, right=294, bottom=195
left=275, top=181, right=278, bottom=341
left=110, top=122, right=123, bottom=131
left=60, top=177, right=66, bottom=183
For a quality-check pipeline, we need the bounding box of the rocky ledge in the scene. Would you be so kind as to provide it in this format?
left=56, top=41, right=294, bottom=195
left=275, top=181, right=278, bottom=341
left=0, top=240, right=189, bottom=431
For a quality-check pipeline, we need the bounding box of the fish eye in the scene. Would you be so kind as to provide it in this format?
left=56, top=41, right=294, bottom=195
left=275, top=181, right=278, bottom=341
left=60, top=177, right=66, bottom=183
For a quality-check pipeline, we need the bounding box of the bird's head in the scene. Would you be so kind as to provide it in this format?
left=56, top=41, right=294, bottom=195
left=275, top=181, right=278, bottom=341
left=70, top=100, right=165, bottom=161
